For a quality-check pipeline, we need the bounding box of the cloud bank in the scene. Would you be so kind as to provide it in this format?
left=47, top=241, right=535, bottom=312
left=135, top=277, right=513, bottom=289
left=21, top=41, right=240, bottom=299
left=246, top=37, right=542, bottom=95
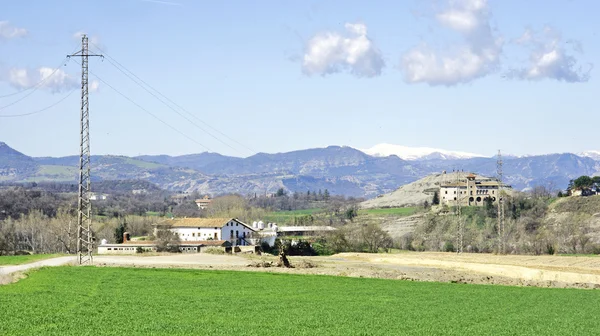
left=400, top=0, right=503, bottom=86
left=302, top=23, right=385, bottom=77
left=507, top=27, right=591, bottom=83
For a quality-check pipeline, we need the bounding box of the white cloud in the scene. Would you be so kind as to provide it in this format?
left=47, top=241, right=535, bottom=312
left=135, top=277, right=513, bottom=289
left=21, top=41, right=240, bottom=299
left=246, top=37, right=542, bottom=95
left=302, top=22, right=385, bottom=77
left=507, top=27, right=591, bottom=83
left=400, top=0, right=503, bottom=86
left=3, top=66, right=99, bottom=93
left=0, top=21, right=27, bottom=39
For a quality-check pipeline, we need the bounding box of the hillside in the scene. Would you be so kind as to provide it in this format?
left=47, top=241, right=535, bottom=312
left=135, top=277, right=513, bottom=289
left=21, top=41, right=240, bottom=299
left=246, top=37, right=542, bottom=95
left=3, top=141, right=600, bottom=198
left=360, top=172, right=489, bottom=209
left=0, top=142, right=38, bottom=181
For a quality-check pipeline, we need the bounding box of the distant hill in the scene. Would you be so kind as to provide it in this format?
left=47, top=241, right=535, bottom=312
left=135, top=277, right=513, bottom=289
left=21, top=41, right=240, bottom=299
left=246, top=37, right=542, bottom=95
left=360, top=172, right=490, bottom=208
left=3, top=142, right=600, bottom=198
left=0, top=142, right=38, bottom=181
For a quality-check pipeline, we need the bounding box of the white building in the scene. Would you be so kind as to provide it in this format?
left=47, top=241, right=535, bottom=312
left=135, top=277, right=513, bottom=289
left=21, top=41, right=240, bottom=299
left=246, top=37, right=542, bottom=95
left=154, top=217, right=255, bottom=245
left=440, top=173, right=511, bottom=207
left=89, top=193, right=108, bottom=201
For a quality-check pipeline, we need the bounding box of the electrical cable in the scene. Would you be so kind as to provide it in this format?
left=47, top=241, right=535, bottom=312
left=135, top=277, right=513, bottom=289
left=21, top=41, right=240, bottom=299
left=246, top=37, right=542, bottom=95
left=0, top=88, right=76, bottom=118
left=0, top=57, right=73, bottom=110
left=90, top=42, right=255, bottom=156
left=70, top=58, right=212, bottom=152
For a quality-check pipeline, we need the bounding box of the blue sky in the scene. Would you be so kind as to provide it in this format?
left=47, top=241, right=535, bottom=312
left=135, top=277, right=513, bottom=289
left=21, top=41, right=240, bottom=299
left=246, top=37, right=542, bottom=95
left=0, top=0, right=597, bottom=158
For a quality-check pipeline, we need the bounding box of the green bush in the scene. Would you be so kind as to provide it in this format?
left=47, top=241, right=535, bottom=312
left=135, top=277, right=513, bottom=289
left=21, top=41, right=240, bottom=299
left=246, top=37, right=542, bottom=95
left=443, top=241, right=455, bottom=253
left=136, top=247, right=144, bottom=254
left=312, top=242, right=334, bottom=256
left=203, top=247, right=226, bottom=255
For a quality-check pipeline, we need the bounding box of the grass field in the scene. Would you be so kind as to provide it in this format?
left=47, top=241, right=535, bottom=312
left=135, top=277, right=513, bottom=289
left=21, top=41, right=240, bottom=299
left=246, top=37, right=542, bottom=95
left=264, top=208, right=323, bottom=223
left=361, top=207, right=417, bottom=216
left=25, top=165, right=77, bottom=182
left=1, top=267, right=599, bottom=335
left=0, top=254, right=63, bottom=266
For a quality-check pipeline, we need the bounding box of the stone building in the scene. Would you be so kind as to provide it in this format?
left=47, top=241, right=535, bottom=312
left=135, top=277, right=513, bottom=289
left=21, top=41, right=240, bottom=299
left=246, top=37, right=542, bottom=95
left=439, top=173, right=510, bottom=206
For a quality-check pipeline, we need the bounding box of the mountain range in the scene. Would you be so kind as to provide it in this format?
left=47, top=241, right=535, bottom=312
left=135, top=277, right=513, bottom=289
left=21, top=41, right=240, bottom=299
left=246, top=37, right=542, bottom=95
left=1, top=141, right=599, bottom=198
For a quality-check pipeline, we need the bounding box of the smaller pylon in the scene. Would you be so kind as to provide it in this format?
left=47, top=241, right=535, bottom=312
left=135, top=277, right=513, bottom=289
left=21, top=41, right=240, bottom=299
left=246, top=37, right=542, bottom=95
left=497, top=150, right=505, bottom=254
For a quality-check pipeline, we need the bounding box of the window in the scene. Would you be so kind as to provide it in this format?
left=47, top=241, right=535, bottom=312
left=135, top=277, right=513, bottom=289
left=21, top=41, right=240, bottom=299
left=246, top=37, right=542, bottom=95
left=476, top=197, right=481, bottom=202
left=453, top=197, right=457, bottom=201
left=492, top=190, right=495, bottom=194
left=236, top=223, right=238, bottom=226
left=454, top=191, right=456, bottom=194
left=107, top=248, right=112, bottom=251
left=470, top=191, right=473, bottom=195
left=192, top=233, right=195, bottom=237
left=445, top=191, right=448, bottom=194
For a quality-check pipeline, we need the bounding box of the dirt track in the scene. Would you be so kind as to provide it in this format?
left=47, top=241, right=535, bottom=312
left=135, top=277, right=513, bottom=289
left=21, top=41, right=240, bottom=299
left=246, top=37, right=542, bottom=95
left=5, top=252, right=600, bottom=289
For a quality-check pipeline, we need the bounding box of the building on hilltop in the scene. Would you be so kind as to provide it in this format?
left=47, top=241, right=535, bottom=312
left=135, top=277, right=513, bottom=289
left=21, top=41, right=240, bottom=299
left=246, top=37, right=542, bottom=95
left=194, top=195, right=212, bottom=209
left=439, top=173, right=511, bottom=207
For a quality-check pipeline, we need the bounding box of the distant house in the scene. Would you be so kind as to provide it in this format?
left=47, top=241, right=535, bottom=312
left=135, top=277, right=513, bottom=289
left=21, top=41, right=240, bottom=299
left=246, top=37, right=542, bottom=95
left=89, top=193, right=108, bottom=201
left=570, top=188, right=597, bottom=197
left=195, top=195, right=212, bottom=209
left=154, top=217, right=255, bottom=246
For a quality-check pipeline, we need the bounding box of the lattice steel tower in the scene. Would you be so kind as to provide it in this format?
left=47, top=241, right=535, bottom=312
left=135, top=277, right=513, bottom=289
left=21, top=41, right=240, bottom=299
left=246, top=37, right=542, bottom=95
left=68, top=35, right=102, bottom=264
left=497, top=150, right=505, bottom=254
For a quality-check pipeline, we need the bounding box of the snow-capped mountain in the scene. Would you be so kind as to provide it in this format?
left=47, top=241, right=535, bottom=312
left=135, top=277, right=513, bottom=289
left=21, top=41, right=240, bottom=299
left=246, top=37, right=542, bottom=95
left=578, top=151, right=600, bottom=161
left=360, top=143, right=486, bottom=161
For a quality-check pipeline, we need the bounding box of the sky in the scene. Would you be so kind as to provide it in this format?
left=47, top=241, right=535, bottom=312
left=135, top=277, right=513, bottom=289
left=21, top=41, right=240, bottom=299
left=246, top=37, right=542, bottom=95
left=0, top=0, right=598, bottom=158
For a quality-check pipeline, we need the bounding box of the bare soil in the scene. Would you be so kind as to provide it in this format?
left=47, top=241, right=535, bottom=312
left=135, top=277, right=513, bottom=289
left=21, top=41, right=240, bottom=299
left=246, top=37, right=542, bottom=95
left=89, top=252, right=600, bottom=289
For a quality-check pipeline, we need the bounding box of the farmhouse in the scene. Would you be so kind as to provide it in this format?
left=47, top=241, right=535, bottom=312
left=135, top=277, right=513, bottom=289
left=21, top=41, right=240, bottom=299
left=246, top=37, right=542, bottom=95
left=440, top=173, right=511, bottom=207
left=154, top=217, right=255, bottom=246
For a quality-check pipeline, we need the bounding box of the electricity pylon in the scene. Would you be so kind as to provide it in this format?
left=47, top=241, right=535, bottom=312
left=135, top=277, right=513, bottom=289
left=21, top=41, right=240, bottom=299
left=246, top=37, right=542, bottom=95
left=68, top=35, right=103, bottom=264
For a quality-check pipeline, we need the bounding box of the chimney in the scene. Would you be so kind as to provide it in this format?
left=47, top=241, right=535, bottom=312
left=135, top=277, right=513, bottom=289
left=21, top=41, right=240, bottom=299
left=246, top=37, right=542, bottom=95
left=122, top=231, right=130, bottom=244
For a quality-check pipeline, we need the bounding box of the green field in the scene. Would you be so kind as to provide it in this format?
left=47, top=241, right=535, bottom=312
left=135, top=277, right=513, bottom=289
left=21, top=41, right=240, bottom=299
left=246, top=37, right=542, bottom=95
left=0, top=254, right=63, bottom=266
left=264, top=208, right=323, bottom=223
left=1, top=267, right=599, bottom=335
left=361, top=207, right=417, bottom=216
left=26, top=165, right=78, bottom=182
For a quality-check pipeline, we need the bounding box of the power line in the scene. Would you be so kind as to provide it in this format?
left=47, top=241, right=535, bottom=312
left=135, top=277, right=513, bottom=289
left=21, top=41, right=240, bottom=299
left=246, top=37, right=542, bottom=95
left=90, top=42, right=255, bottom=155
left=0, top=89, right=76, bottom=118
left=0, top=56, right=75, bottom=99
left=0, top=58, right=73, bottom=110
left=70, top=58, right=211, bottom=152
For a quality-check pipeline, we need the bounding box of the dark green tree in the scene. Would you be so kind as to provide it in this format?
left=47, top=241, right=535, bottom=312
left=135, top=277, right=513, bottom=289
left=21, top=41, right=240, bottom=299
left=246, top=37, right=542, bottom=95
left=114, top=217, right=127, bottom=244
left=324, top=189, right=330, bottom=202
left=345, top=207, right=358, bottom=221
left=574, top=176, right=593, bottom=189
left=276, top=188, right=286, bottom=197
left=432, top=191, right=440, bottom=205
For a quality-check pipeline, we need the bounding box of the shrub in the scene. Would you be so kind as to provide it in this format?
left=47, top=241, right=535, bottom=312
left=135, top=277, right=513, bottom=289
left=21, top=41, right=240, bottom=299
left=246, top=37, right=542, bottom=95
left=203, top=247, right=226, bottom=255
left=311, top=242, right=334, bottom=256
left=136, top=247, right=144, bottom=254
left=443, top=241, right=455, bottom=253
